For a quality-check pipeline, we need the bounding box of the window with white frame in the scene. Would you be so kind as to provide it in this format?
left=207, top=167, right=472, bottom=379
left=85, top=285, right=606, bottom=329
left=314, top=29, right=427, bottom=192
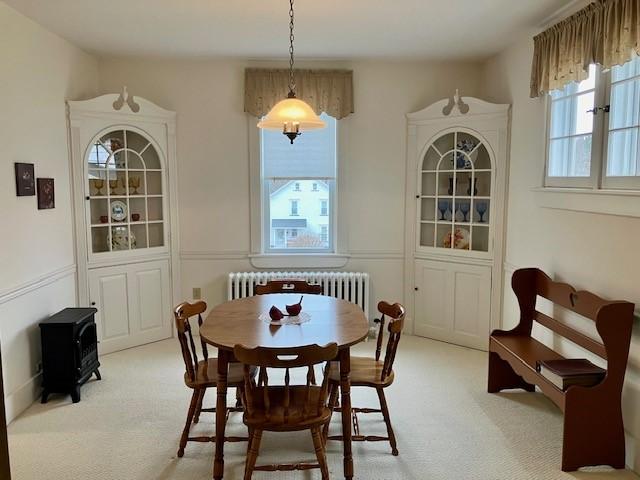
left=546, top=55, right=640, bottom=190
left=262, top=113, right=337, bottom=252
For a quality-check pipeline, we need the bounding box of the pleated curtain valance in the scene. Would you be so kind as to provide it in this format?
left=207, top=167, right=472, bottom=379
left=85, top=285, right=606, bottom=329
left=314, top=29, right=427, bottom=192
left=244, top=68, right=354, bottom=119
left=530, top=0, right=640, bottom=97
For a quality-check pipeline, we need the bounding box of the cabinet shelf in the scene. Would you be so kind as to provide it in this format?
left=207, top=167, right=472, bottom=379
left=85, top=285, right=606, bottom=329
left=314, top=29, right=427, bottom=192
left=419, top=195, right=490, bottom=200
left=421, top=169, right=492, bottom=174
left=89, top=194, right=163, bottom=199
left=88, top=168, right=162, bottom=172
left=420, top=220, right=490, bottom=227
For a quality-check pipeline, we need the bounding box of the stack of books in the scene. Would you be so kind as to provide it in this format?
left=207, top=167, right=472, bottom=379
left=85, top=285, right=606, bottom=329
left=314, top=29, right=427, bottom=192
left=535, top=358, right=606, bottom=391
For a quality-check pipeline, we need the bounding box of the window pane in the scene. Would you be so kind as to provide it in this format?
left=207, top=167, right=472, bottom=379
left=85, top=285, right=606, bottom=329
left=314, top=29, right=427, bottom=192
left=550, top=92, right=594, bottom=138
left=548, top=136, right=592, bottom=177
left=607, top=129, right=639, bottom=176
left=262, top=113, right=336, bottom=179
left=267, top=179, right=331, bottom=250
left=606, top=55, right=640, bottom=180
left=609, top=78, right=640, bottom=130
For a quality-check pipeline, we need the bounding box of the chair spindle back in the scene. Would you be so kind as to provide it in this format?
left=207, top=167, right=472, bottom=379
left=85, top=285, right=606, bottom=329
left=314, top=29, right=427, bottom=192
left=255, top=280, right=323, bottom=295
left=174, top=301, right=209, bottom=383
left=234, top=343, right=338, bottom=423
left=374, top=301, right=405, bottom=381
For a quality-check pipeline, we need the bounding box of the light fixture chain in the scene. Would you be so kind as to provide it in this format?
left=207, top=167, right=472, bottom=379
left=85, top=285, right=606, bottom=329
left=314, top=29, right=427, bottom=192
left=288, top=0, right=296, bottom=94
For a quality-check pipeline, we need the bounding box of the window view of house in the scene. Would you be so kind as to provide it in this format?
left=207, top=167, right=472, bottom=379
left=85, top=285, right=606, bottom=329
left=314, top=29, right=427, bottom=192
left=268, top=179, right=331, bottom=249
left=262, top=112, right=336, bottom=251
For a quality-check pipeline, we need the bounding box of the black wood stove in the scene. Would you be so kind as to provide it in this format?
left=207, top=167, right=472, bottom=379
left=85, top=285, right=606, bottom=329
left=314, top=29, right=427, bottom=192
left=39, top=308, right=101, bottom=403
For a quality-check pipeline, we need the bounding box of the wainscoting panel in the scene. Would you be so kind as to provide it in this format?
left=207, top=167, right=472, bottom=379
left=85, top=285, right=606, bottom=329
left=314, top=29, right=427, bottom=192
left=0, top=266, right=77, bottom=423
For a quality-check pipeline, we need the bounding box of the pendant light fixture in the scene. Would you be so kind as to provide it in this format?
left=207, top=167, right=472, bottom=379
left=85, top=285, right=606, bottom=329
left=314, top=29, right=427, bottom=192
left=257, top=0, right=326, bottom=143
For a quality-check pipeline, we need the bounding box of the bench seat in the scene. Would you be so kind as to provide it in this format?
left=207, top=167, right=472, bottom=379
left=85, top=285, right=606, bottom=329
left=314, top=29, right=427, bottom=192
left=489, top=334, right=566, bottom=409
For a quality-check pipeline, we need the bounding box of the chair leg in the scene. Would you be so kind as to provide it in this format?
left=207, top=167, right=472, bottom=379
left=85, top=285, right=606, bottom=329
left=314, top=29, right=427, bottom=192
left=244, top=428, right=262, bottom=480
left=323, top=381, right=339, bottom=442
left=193, top=388, right=206, bottom=424
left=236, top=387, right=243, bottom=408
left=178, top=389, right=200, bottom=457
left=377, top=388, right=398, bottom=456
left=311, top=427, right=330, bottom=480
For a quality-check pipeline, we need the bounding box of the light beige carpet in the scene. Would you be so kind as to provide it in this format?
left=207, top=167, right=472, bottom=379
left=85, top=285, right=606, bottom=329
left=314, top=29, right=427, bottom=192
left=7, top=336, right=639, bottom=480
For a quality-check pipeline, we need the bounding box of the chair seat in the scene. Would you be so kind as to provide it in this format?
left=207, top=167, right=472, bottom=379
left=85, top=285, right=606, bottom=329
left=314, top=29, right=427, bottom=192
left=184, top=358, right=247, bottom=388
left=243, top=386, right=332, bottom=431
left=328, top=356, right=394, bottom=387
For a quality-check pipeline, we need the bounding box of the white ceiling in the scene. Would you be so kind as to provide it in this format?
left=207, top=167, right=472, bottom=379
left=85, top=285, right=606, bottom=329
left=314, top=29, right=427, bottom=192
left=5, top=0, right=572, bottom=60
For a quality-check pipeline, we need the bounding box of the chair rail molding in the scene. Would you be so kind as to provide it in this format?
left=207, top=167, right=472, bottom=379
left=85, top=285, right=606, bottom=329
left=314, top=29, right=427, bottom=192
left=0, top=264, right=76, bottom=306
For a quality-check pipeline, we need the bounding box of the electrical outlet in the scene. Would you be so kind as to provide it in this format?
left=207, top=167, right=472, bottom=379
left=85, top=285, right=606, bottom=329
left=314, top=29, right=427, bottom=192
left=193, top=287, right=201, bottom=300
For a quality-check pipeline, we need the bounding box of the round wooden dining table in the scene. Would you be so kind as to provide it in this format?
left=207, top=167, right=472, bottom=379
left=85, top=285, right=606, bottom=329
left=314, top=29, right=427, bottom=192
left=200, top=293, right=369, bottom=480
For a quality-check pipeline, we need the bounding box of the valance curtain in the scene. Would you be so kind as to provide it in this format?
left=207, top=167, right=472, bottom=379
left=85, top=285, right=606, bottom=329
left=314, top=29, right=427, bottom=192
left=530, top=0, right=640, bottom=97
left=244, top=69, right=354, bottom=119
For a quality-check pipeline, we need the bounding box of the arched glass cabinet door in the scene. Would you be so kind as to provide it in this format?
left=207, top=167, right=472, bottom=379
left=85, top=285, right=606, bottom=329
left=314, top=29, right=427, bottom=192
left=418, top=131, right=492, bottom=253
left=86, top=129, right=165, bottom=254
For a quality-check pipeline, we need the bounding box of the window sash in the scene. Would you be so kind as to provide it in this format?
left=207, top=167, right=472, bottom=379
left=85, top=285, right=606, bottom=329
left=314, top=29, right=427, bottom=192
left=545, top=65, right=606, bottom=189
left=601, top=60, right=640, bottom=190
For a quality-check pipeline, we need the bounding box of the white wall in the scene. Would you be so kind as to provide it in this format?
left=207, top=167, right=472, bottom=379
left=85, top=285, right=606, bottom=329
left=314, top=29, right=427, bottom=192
left=482, top=31, right=640, bottom=472
left=0, top=2, right=99, bottom=421
left=97, top=57, right=483, bottom=318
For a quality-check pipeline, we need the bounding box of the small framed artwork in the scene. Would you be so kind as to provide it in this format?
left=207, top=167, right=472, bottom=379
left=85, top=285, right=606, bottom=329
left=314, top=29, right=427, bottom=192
left=14, top=163, right=35, bottom=196
left=37, top=178, right=55, bottom=209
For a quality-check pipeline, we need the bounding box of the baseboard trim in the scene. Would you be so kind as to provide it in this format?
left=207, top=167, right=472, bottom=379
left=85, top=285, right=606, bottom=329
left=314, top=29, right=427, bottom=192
left=5, top=373, right=41, bottom=424
left=0, top=264, right=76, bottom=306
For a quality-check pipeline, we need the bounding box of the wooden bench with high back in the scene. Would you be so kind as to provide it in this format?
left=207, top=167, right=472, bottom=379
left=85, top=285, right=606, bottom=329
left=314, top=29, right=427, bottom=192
left=488, top=268, right=635, bottom=472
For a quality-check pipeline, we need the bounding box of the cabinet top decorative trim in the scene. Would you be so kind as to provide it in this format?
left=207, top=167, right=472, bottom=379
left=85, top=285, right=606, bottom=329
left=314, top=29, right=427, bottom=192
left=407, top=93, right=509, bottom=121
left=68, top=86, right=176, bottom=119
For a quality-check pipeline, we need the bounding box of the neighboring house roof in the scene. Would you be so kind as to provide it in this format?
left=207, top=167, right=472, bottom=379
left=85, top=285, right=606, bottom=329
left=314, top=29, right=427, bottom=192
left=270, top=179, right=329, bottom=197
left=272, top=219, right=307, bottom=228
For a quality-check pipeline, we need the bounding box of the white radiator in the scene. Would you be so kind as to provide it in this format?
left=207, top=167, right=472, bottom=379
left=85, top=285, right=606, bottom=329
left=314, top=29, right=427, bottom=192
left=227, top=271, right=370, bottom=319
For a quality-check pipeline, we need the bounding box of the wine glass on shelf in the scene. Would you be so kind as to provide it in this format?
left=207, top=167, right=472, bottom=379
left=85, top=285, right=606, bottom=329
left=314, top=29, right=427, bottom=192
left=128, top=176, right=141, bottom=195
left=92, top=179, right=104, bottom=196
left=476, top=201, right=488, bottom=223
left=437, top=200, right=449, bottom=221
left=459, top=201, right=470, bottom=222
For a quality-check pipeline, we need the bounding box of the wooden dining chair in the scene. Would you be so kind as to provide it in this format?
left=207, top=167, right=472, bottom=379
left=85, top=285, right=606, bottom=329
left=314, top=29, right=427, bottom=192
left=255, top=280, right=323, bottom=295
left=174, top=301, right=248, bottom=457
left=324, top=301, right=405, bottom=456
left=234, top=343, right=338, bottom=480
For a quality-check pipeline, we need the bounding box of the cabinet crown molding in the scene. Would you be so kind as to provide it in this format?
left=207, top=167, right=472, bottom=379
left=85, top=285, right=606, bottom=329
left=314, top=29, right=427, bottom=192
left=407, top=95, right=510, bottom=122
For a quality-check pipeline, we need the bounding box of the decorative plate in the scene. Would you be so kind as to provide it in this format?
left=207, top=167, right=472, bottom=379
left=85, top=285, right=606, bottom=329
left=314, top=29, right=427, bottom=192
left=259, top=311, right=311, bottom=326
left=110, top=200, right=128, bottom=222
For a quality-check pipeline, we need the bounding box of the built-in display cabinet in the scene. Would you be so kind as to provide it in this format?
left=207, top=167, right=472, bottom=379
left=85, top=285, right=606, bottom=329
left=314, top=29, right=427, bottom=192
left=68, top=88, right=179, bottom=354
left=405, top=94, right=509, bottom=350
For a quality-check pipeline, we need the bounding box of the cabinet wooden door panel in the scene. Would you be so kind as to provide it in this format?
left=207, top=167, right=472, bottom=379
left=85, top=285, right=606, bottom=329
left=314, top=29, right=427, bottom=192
left=89, top=259, right=171, bottom=354
left=414, top=259, right=491, bottom=351
left=91, top=272, right=130, bottom=341
left=135, top=267, right=167, bottom=332
left=414, top=260, right=450, bottom=339
left=451, top=266, right=491, bottom=349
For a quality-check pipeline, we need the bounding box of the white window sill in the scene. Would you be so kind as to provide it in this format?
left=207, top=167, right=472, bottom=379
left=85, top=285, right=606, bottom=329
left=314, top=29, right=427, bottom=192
left=249, top=253, right=350, bottom=269
left=533, top=187, right=640, bottom=218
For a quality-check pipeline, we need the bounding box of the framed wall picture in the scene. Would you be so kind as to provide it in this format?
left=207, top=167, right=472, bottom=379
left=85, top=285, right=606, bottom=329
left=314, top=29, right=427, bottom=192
left=14, top=163, right=35, bottom=196
left=37, top=178, right=55, bottom=210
